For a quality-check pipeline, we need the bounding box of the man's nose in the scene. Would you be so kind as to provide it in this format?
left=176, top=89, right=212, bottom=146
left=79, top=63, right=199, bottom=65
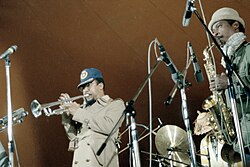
left=212, top=31, right=219, bottom=37
left=83, top=86, right=90, bottom=92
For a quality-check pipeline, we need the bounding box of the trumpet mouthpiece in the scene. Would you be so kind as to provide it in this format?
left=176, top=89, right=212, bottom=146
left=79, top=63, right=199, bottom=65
left=83, top=94, right=90, bottom=97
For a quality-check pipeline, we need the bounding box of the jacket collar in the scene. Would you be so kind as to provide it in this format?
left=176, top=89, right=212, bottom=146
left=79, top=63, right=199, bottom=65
left=96, top=95, right=112, bottom=106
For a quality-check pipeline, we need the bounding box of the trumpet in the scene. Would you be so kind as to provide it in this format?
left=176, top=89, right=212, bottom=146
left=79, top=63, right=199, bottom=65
left=31, top=94, right=89, bottom=118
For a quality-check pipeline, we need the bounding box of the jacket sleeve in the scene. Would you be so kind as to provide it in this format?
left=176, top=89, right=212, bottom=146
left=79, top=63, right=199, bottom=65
left=242, top=44, right=250, bottom=87
left=233, top=43, right=250, bottom=91
left=73, top=99, right=125, bottom=136
left=61, top=113, right=77, bottom=140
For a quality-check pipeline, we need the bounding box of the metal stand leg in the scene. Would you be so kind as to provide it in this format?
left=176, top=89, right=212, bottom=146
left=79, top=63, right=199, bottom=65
left=180, top=89, right=197, bottom=167
left=129, top=112, right=141, bottom=167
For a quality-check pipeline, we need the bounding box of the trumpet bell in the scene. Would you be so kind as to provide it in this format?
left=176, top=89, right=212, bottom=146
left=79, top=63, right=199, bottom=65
left=30, top=99, right=42, bottom=118
left=30, top=95, right=85, bottom=118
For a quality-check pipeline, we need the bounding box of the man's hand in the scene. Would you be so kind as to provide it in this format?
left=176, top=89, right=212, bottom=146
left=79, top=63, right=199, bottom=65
left=59, top=93, right=81, bottom=116
left=209, top=73, right=228, bottom=91
left=61, top=102, right=81, bottom=116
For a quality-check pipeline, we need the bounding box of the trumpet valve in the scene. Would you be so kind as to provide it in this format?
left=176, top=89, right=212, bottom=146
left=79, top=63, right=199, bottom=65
left=43, top=108, right=53, bottom=117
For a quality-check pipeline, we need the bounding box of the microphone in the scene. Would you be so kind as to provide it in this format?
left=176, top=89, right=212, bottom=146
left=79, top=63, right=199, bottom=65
left=188, top=42, right=204, bottom=82
left=0, top=45, right=18, bottom=60
left=157, top=42, right=180, bottom=83
left=0, top=108, right=28, bottom=125
left=182, top=0, right=195, bottom=27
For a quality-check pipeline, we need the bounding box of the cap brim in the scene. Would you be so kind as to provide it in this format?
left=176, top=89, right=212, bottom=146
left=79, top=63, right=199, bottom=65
left=77, top=78, right=94, bottom=91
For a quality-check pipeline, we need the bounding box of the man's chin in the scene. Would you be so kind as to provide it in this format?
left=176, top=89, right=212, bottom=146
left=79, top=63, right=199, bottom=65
left=215, top=36, right=225, bottom=46
left=86, top=96, right=94, bottom=101
left=216, top=40, right=226, bottom=47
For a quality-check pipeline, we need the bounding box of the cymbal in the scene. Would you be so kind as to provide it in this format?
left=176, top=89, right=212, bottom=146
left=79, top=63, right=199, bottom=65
left=155, top=125, right=191, bottom=166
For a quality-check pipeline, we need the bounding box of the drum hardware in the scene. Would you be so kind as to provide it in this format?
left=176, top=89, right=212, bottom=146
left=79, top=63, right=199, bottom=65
left=141, top=150, right=169, bottom=167
left=167, top=148, right=209, bottom=157
left=30, top=94, right=89, bottom=118
left=155, top=125, right=191, bottom=167
left=141, top=150, right=190, bottom=166
left=118, top=124, right=161, bottom=154
left=195, top=153, right=209, bottom=157
left=0, top=108, right=28, bottom=133
left=151, top=158, right=169, bottom=167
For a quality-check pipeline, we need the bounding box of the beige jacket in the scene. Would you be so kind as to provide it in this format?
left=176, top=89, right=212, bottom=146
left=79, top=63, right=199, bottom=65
left=62, top=95, right=125, bottom=167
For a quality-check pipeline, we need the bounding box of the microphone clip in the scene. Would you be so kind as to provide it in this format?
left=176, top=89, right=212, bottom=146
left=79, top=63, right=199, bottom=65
left=164, top=80, right=191, bottom=106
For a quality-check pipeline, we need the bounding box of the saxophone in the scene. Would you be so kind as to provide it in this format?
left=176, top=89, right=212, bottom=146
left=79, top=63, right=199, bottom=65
left=202, top=44, right=235, bottom=144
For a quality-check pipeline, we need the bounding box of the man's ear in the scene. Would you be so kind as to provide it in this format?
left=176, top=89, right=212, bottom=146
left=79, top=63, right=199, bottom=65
left=98, top=82, right=104, bottom=90
left=232, top=21, right=240, bottom=31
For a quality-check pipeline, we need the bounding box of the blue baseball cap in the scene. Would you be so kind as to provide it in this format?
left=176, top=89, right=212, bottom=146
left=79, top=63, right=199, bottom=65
left=77, top=68, right=103, bottom=91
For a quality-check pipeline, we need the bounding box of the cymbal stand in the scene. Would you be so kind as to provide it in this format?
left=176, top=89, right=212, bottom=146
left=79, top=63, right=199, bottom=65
left=167, top=151, right=174, bottom=167
left=154, top=156, right=165, bottom=167
left=141, top=150, right=191, bottom=166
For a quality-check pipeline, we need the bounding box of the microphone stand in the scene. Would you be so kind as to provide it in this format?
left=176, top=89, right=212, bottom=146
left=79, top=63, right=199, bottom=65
left=2, top=54, right=15, bottom=167
left=188, top=4, right=248, bottom=166
left=171, top=72, right=197, bottom=167
left=97, top=55, right=165, bottom=167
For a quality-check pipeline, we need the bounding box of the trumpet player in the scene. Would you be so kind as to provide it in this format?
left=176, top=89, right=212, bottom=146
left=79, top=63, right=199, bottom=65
left=59, top=68, right=125, bottom=167
left=208, top=7, right=250, bottom=164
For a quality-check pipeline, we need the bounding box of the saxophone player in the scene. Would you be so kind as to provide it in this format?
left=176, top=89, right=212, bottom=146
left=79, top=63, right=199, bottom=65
left=208, top=7, right=250, bottom=164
